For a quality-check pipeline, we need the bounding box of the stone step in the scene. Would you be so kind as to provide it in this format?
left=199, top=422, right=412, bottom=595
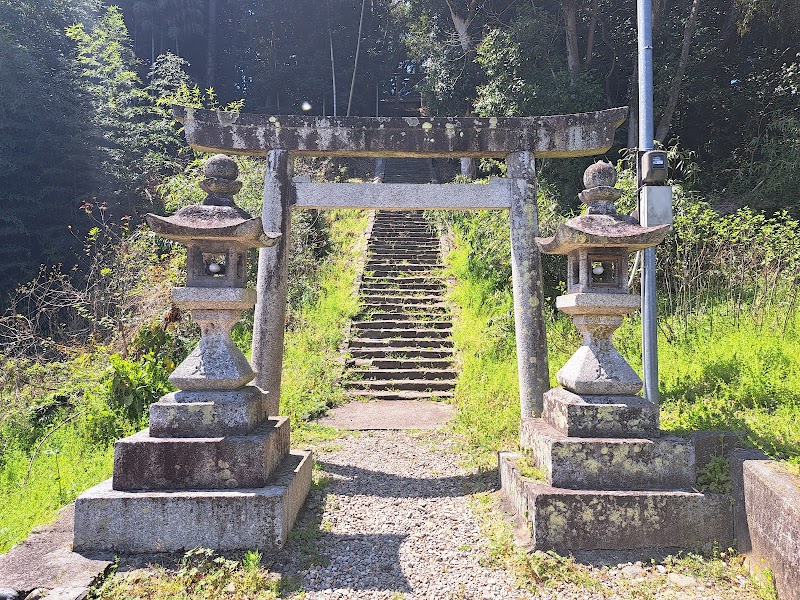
left=360, top=286, right=447, bottom=294
left=347, top=368, right=458, bottom=381
left=348, top=337, right=454, bottom=349
left=361, top=294, right=447, bottom=304
left=359, top=312, right=448, bottom=322
left=499, top=452, right=734, bottom=553
left=369, top=242, right=439, bottom=249
left=362, top=275, right=445, bottom=284
left=349, top=358, right=454, bottom=370
left=353, top=319, right=452, bottom=330
left=351, top=328, right=453, bottom=340
left=345, top=389, right=454, bottom=401
left=112, top=417, right=290, bottom=491
left=367, top=264, right=440, bottom=273
left=520, top=418, right=696, bottom=491
left=361, top=301, right=449, bottom=310
left=344, top=379, right=455, bottom=392
left=367, top=261, right=443, bottom=269
left=349, top=347, right=454, bottom=360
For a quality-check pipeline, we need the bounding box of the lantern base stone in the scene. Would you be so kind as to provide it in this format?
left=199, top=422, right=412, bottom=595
left=149, top=385, right=274, bottom=438
left=499, top=451, right=734, bottom=553
left=73, top=449, right=312, bottom=554
left=520, top=418, right=695, bottom=491
left=112, top=417, right=290, bottom=491
left=542, top=388, right=658, bottom=438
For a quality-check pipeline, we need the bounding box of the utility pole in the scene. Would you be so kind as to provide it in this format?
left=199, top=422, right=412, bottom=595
left=638, top=0, right=659, bottom=406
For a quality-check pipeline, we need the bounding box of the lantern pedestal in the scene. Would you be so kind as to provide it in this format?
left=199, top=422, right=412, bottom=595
left=73, top=155, right=312, bottom=554
left=499, top=162, right=734, bottom=553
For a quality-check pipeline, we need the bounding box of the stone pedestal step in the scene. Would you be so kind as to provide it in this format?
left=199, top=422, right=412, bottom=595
left=345, top=389, right=454, bottom=401
left=112, top=417, right=290, bottom=491
left=344, top=378, right=454, bottom=392
left=500, top=452, right=734, bottom=553
left=520, top=418, right=695, bottom=491
left=74, top=450, right=313, bottom=553
left=543, top=388, right=659, bottom=438
left=348, top=368, right=457, bottom=381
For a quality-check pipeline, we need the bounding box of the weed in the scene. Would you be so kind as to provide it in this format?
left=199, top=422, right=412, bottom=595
left=697, top=455, right=733, bottom=493
left=516, top=453, right=546, bottom=482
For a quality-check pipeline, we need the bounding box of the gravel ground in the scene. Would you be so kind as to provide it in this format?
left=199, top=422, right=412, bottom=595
left=270, top=430, right=767, bottom=600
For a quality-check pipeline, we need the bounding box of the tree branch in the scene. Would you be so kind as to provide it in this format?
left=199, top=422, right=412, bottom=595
left=656, top=0, right=702, bottom=143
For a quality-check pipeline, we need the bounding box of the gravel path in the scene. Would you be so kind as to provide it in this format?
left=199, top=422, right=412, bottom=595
left=275, top=430, right=532, bottom=600
left=271, top=430, right=766, bottom=600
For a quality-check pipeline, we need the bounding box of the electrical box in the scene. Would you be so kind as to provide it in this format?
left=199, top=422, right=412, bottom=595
left=640, top=185, right=673, bottom=227
left=641, top=150, right=669, bottom=184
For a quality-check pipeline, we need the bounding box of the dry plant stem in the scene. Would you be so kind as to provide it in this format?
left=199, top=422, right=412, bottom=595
left=24, top=410, right=85, bottom=486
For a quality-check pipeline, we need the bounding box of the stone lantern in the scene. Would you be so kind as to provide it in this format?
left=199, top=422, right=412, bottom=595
left=73, top=155, right=313, bottom=554
left=498, top=162, right=734, bottom=553
left=538, top=162, right=668, bottom=398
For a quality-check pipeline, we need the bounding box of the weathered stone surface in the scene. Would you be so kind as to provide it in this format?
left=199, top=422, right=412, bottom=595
left=0, top=506, right=110, bottom=594
left=172, top=287, right=257, bottom=311
left=556, top=292, right=641, bottom=315
left=520, top=418, right=695, bottom=490
left=536, top=214, right=669, bottom=255
left=293, top=181, right=512, bottom=210
left=542, top=388, right=659, bottom=438
left=742, top=460, right=800, bottom=600
left=500, top=452, right=734, bottom=552
left=174, top=106, right=628, bottom=159
left=74, top=450, right=312, bottom=554
left=556, top=336, right=643, bottom=396
left=149, top=385, right=271, bottom=437
left=112, top=417, right=289, bottom=491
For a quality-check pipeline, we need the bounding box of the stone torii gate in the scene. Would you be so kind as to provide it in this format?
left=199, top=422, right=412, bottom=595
left=174, top=106, right=627, bottom=419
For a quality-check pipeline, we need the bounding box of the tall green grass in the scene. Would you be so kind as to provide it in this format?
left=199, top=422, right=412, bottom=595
left=280, top=210, right=367, bottom=439
left=446, top=230, right=800, bottom=468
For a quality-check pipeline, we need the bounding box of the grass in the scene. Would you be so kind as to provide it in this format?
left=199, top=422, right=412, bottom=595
left=0, top=427, right=114, bottom=553
left=91, top=548, right=282, bottom=600
left=280, top=209, right=368, bottom=436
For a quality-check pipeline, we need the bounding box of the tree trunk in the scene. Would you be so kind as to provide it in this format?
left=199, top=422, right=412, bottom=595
left=562, top=0, right=582, bottom=84
left=206, top=0, right=217, bottom=86
left=656, top=0, right=701, bottom=143
left=347, top=0, right=367, bottom=116
left=330, top=24, right=338, bottom=116
left=585, top=0, right=599, bottom=68
left=444, top=0, right=479, bottom=53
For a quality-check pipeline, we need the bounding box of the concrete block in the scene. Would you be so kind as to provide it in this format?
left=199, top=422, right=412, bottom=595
left=149, top=385, right=273, bottom=437
left=500, top=452, right=734, bottom=553
left=112, top=417, right=289, bottom=491
left=520, top=418, right=695, bottom=491
left=690, top=430, right=745, bottom=470
left=728, top=448, right=768, bottom=554
left=742, top=460, right=800, bottom=600
left=74, top=450, right=313, bottom=554
left=543, top=388, right=658, bottom=438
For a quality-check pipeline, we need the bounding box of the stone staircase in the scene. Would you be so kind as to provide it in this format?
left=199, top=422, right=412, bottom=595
left=343, top=208, right=456, bottom=402
left=379, top=158, right=437, bottom=184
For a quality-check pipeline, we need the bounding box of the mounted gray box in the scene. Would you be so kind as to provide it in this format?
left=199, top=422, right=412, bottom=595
left=640, top=185, right=673, bottom=227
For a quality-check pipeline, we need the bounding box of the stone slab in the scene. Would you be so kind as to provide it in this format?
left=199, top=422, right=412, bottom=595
left=174, top=106, right=628, bottom=159
left=542, top=388, right=658, bottom=438
left=73, top=450, right=313, bottom=554
left=318, top=400, right=454, bottom=430
left=294, top=181, right=511, bottom=210
left=742, top=459, right=800, bottom=600
left=149, top=385, right=273, bottom=437
left=0, top=506, right=110, bottom=595
left=500, top=452, right=734, bottom=553
left=520, top=418, right=695, bottom=491
left=112, top=417, right=289, bottom=491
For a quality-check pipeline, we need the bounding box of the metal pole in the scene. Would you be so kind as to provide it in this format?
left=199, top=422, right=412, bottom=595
left=638, top=0, right=659, bottom=406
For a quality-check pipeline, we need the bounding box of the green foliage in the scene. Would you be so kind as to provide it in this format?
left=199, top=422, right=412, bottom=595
left=697, top=456, right=734, bottom=493
left=105, top=353, right=173, bottom=425
left=91, top=547, right=280, bottom=599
